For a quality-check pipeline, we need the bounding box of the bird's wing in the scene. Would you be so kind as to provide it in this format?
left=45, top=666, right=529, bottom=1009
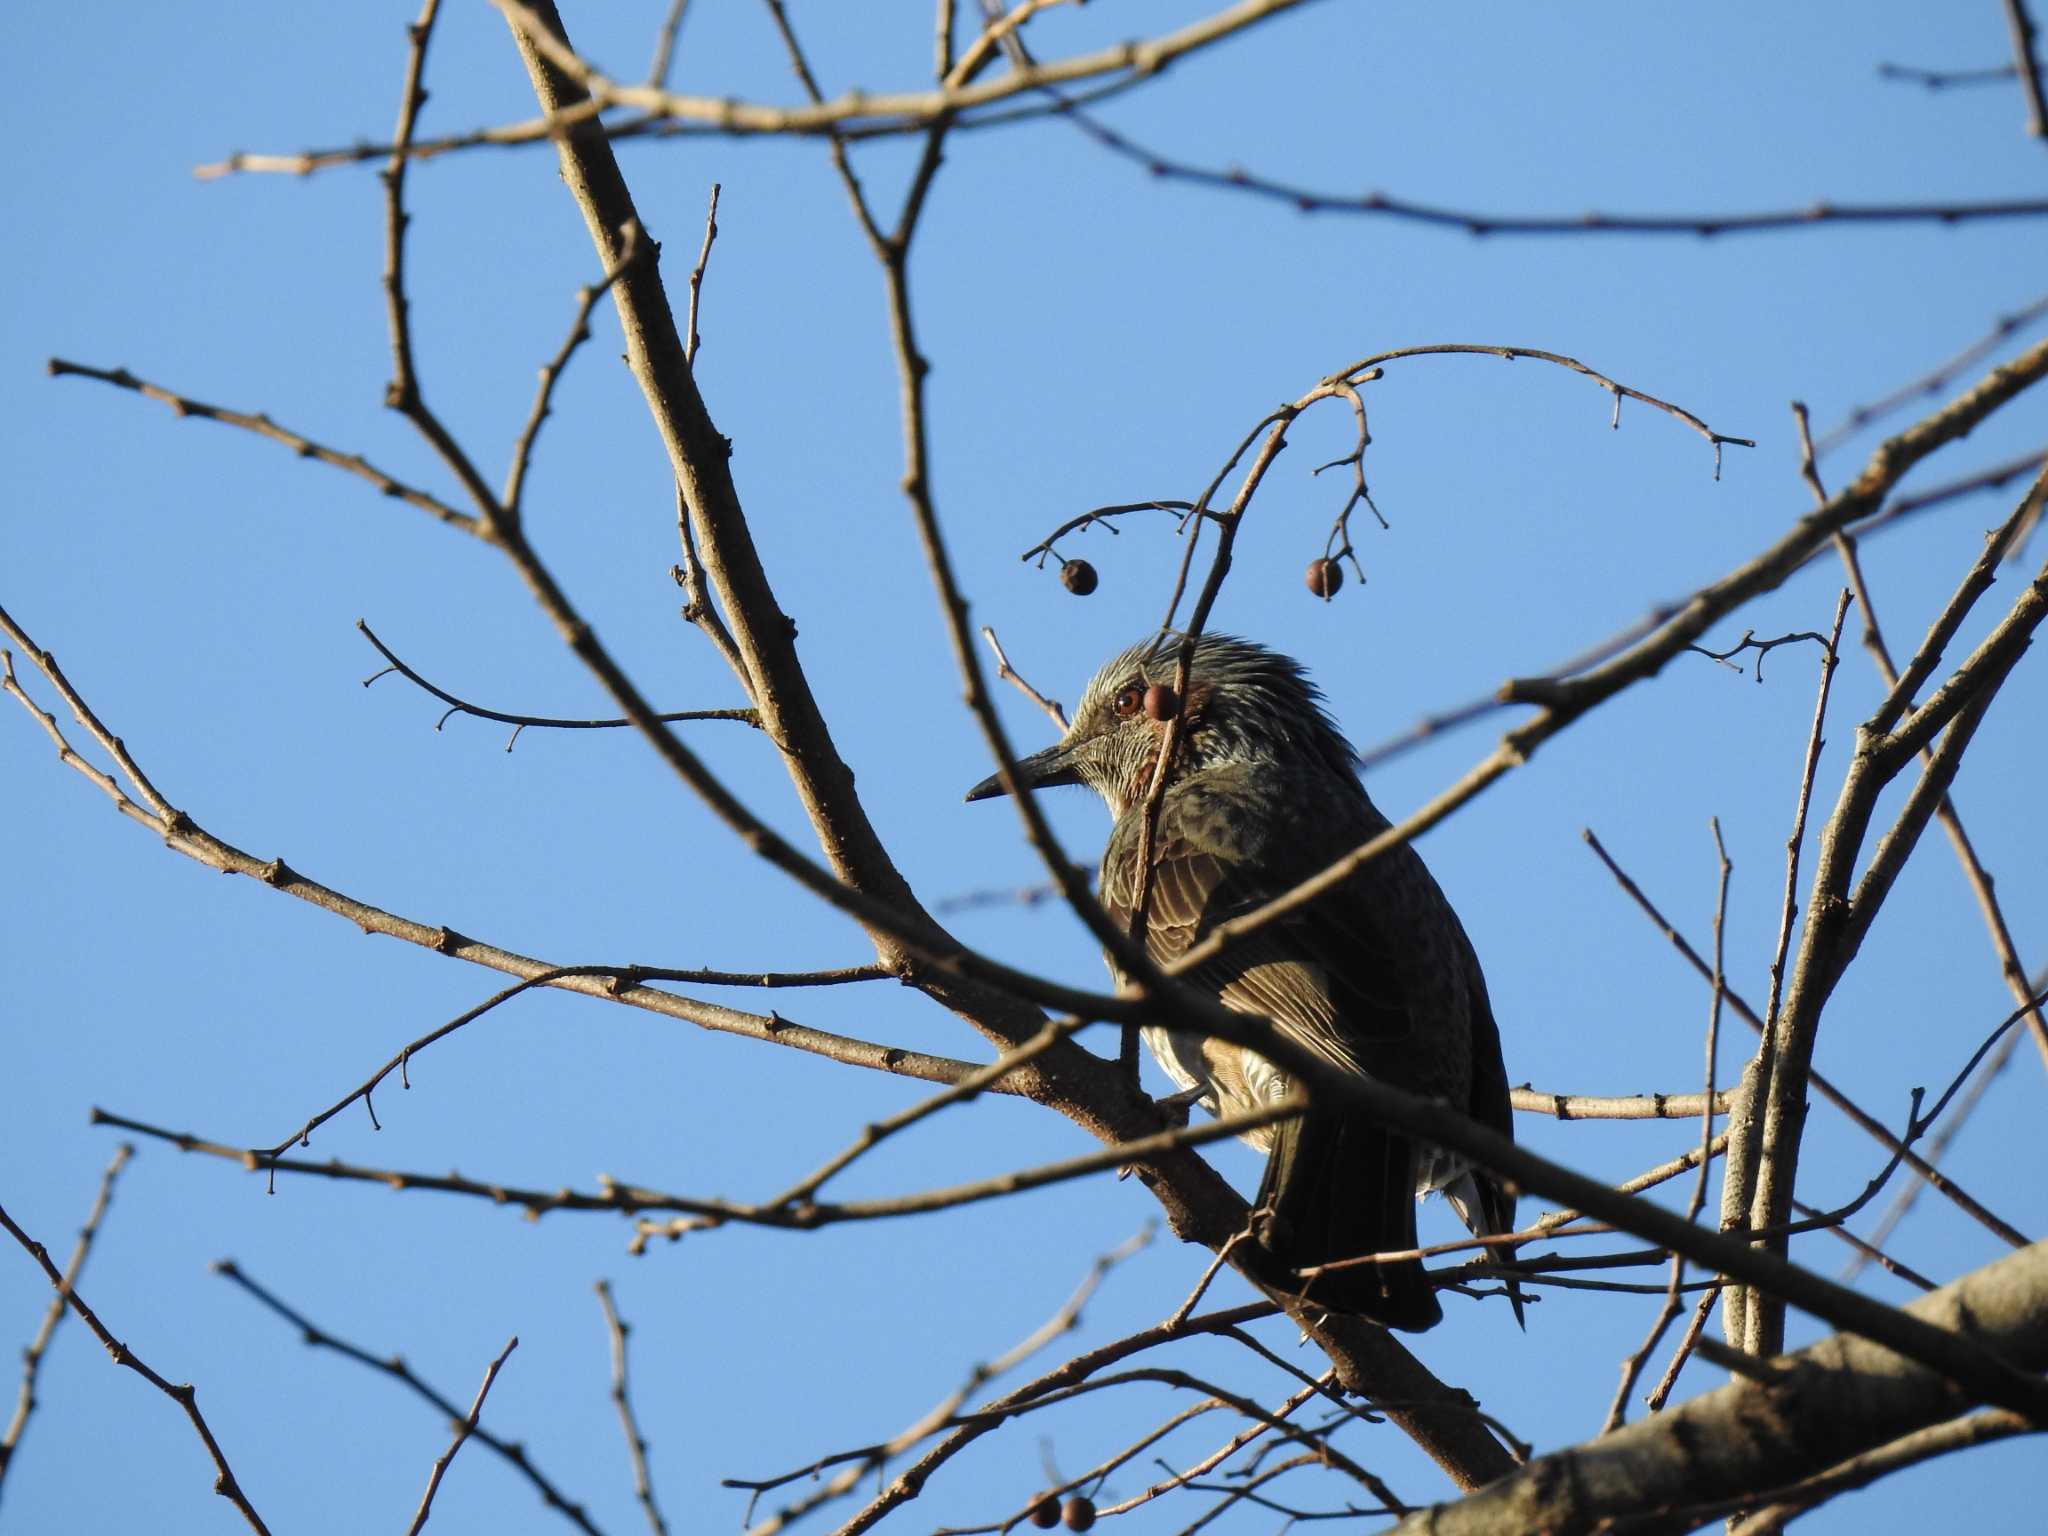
left=1103, top=821, right=1414, bottom=1084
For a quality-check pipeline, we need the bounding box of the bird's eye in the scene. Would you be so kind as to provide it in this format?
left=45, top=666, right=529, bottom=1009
left=1112, top=685, right=1144, bottom=718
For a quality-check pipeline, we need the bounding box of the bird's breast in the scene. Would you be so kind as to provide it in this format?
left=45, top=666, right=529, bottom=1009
left=1141, top=1024, right=1287, bottom=1152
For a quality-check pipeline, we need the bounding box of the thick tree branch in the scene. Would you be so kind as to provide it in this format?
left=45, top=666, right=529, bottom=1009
left=1738, top=529, right=2048, bottom=1353
left=1389, top=1241, right=2048, bottom=1536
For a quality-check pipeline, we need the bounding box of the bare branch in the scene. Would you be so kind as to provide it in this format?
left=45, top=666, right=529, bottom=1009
left=1509, top=1089, right=1729, bottom=1120
left=198, top=0, right=1316, bottom=173
left=504, top=221, right=648, bottom=521
left=594, top=1283, right=668, bottom=1536
left=1602, top=819, right=1732, bottom=1434
left=0, top=1200, right=271, bottom=1535
left=1727, top=1408, right=2037, bottom=1534
left=45, top=361, right=477, bottom=532
left=214, top=1261, right=600, bottom=1534
left=2001, top=0, right=2048, bottom=139
left=1061, top=106, right=2048, bottom=236
left=1583, top=828, right=2028, bottom=1248
left=1721, top=589, right=1849, bottom=1352
left=0, top=1145, right=134, bottom=1494
left=380, top=1, right=503, bottom=525
left=981, top=626, right=1069, bottom=733
left=1390, top=1241, right=2048, bottom=1535
left=2, top=603, right=1004, bottom=1100
left=1812, top=294, right=2048, bottom=455
left=1151, top=339, right=2048, bottom=1000
left=727, top=1226, right=1158, bottom=1534
left=683, top=184, right=719, bottom=366
left=358, top=620, right=760, bottom=745
left=1877, top=60, right=2019, bottom=89
left=405, top=1337, right=518, bottom=1536
left=1741, top=524, right=2048, bottom=1351
left=1847, top=967, right=2048, bottom=1280
left=644, top=0, right=690, bottom=88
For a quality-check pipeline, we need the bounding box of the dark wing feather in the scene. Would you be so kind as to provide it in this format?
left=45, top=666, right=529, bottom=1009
left=1104, top=827, right=1409, bottom=1079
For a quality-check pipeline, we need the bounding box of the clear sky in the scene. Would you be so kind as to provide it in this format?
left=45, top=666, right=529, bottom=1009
left=4, top=3, right=2044, bottom=1533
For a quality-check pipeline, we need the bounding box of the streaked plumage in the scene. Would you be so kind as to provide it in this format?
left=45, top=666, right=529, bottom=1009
left=967, top=636, right=1516, bottom=1331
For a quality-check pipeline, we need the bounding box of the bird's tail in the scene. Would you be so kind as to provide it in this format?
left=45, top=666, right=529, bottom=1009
left=1252, top=1110, right=1442, bottom=1333
left=1444, top=1169, right=1525, bottom=1329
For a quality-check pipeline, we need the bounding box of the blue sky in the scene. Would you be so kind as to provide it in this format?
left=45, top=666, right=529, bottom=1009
left=4, top=4, right=2045, bottom=1532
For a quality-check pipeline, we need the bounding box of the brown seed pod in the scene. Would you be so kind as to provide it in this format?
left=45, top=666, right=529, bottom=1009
left=1027, top=1492, right=1061, bottom=1528
left=1142, top=684, right=1179, bottom=721
left=1062, top=1496, right=1097, bottom=1532
left=1305, top=556, right=1344, bottom=600
left=1059, top=559, right=1098, bottom=596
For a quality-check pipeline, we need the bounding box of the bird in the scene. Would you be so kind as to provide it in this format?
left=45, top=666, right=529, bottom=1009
left=965, top=635, right=1516, bottom=1332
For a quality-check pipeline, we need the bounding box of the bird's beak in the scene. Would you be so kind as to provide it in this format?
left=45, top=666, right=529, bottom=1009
left=963, top=739, right=1087, bottom=803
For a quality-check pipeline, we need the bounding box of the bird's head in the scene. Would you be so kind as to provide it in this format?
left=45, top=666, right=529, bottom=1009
left=964, top=634, right=1358, bottom=818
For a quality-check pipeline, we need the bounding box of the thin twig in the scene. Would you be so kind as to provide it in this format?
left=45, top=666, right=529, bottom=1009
left=1644, top=1283, right=1723, bottom=1413
left=405, top=1337, right=519, bottom=1536
left=45, top=361, right=475, bottom=530
left=259, top=966, right=630, bottom=1163
left=198, top=0, right=1318, bottom=172
left=0, top=1145, right=134, bottom=1493
left=2000, top=0, right=2048, bottom=139
left=0, top=1200, right=270, bottom=1535
left=980, top=626, right=1069, bottom=732
left=644, top=0, right=690, bottom=87
left=1877, top=60, right=2019, bottom=89
left=359, top=619, right=759, bottom=747
left=214, top=1261, right=600, bottom=1534
left=1812, top=295, right=2048, bottom=455
left=727, top=1227, right=1158, bottom=1533
left=1844, top=448, right=2048, bottom=543
left=595, top=1283, right=668, bottom=1536
left=1019, top=498, right=1220, bottom=567
left=1581, top=829, right=2027, bottom=1249
left=1685, top=626, right=1834, bottom=682
left=1060, top=105, right=2048, bottom=237
left=5, top=604, right=1007, bottom=1106
left=1846, top=971, right=2048, bottom=1281
left=1084, top=1393, right=1296, bottom=1520
left=1354, top=446, right=2044, bottom=773
left=671, top=486, right=753, bottom=691
left=1601, top=820, right=1731, bottom=1434
left=756, top=1011, right=1118, bottom=1213
left=381, top=0, right=503, bottom=524
left=1726, top=1408, right=2038, bottom=1534
left=504, top=221, right=647, bottom=522
left=684, top=184, right=720, bottom=366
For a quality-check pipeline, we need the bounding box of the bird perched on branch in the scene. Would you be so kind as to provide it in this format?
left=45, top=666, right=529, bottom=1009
left=966, top=635, right=1516, bottom=1332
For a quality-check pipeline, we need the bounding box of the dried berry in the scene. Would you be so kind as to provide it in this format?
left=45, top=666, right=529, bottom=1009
left=1059, top=559, right=1098, bottom=596
left=1142, top=684, right=1179, bottom=721
left=1305, top=556, right=1344, bottom=600
left=1062, top=1496, right=1097, bottom=1532
left=1027, top=1492, right=1061, bottom=1528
